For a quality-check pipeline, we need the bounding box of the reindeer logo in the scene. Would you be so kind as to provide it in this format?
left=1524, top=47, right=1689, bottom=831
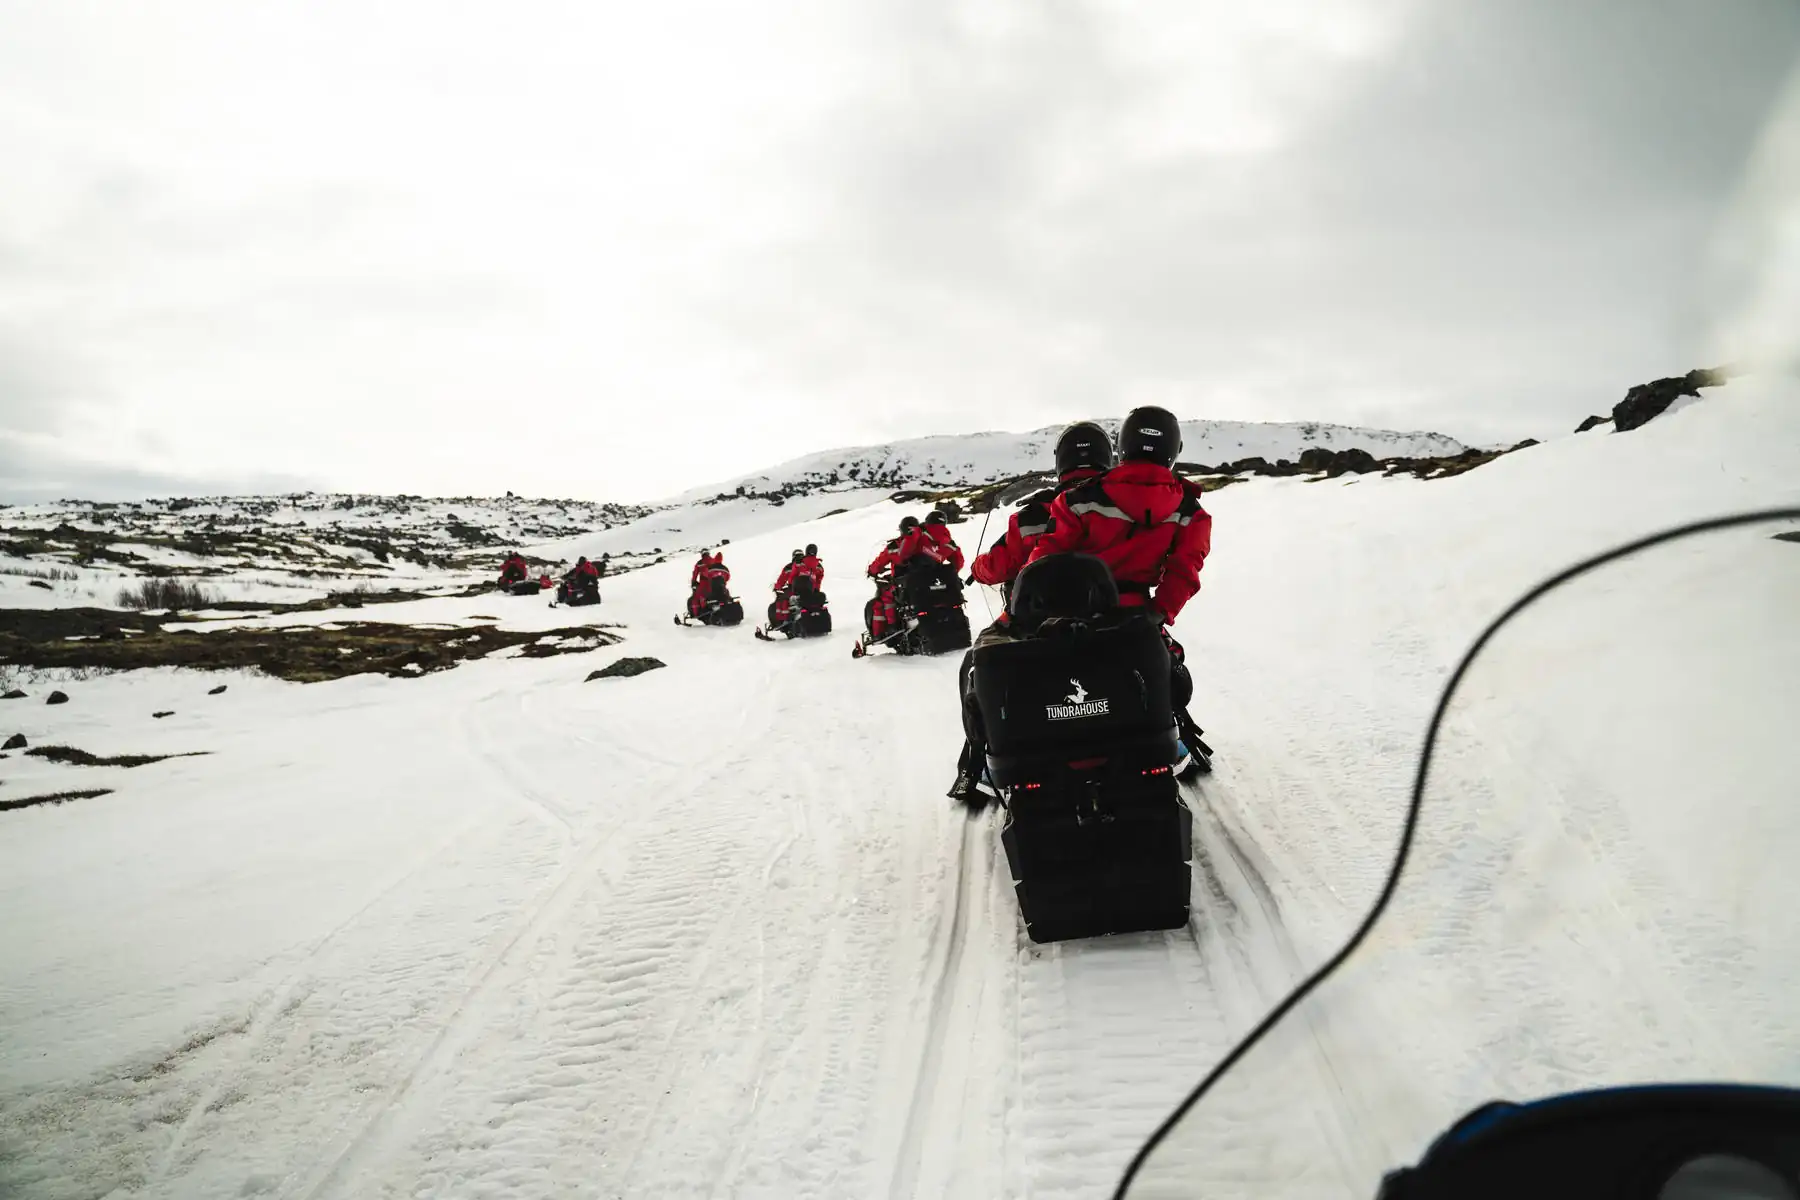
left=1066, top=678, right=1089, bottom=705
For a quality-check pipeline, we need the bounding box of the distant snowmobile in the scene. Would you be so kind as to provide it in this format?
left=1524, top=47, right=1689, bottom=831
left=755, top=572, right=832, bottom=640
left=552, top=557, right=601, bottom=608
left=853, top=558, right=972, bottom=658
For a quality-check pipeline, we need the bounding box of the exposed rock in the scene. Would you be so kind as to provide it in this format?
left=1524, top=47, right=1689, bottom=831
left=28, top=579, right=51, bottom=590
left=3, top=733, right=25, bottom=750
left=208, top=685, right=229, bottom=695
left=46, top=691, right=69, bottom=705
left=1297, top=446, right=1386, bottom=479
left=1613, top=365, right=1734, bottom=433
left=1509, top=439, right=1540, bottom=451
left=3, top=690, right=25, bottom=700
left=1575, top=414, right=1611, bottom=433
left=586, top=657, right=666, bottom=681
left=153, top=711, right=175, bottom=719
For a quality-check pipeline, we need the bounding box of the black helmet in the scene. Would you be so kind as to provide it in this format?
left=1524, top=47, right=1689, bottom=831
left=792, top=549, right=804, bottom=562
left=925, top=510, right=948, bottom=526
left=898, top=515, right=921, bottom=535
left=805, top=543, right=818, bottom=557
left=1054, top=421, right=1114, bottom=478
left=1117, top=406, right=1182, bottom=467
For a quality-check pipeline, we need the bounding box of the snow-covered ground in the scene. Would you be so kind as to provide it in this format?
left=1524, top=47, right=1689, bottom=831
left=1, top=382, right=1796, bottom=1199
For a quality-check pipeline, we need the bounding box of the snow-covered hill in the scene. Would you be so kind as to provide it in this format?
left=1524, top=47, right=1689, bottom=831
left=677, top=418, right=1469, bottom=503
left=0, top=381, right=1796, bottom=1199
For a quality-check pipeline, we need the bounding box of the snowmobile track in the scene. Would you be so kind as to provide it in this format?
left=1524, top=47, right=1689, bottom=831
left=889, top=817, right=982, bottom=1200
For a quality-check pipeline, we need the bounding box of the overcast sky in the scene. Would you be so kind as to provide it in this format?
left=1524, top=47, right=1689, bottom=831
left=2, top=0, right=1797, bottom=503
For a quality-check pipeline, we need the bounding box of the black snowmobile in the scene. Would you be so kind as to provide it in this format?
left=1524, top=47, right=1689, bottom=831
left=755, top=574, right=832, bottom=641
left=553, top=576, right=600, bottom=608
left=965, top=553, right=1193, bottom=943
left=853, top=558, right=974, bottom=659
left=677, top=576, right=745, bottom=627
left=1110, top=507, right=1800, bottom=1200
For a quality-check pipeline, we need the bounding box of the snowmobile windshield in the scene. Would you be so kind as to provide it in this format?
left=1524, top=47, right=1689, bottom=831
left=1119, top=510, right=1800, bottom=1200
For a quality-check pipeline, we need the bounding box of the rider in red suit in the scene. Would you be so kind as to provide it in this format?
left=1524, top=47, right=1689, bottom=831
left=689, top=551, right=731, bottom=616
left=1027, top=406, right=1211, bottom=626
left=972, top=422, right=1112, bottom=594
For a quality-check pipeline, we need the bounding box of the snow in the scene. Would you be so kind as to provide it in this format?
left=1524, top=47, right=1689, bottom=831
left=0, top=381, right=1796, bottom=1199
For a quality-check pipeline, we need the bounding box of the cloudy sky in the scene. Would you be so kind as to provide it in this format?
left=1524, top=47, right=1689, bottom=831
left=2, top=0, right=1797, bottom=503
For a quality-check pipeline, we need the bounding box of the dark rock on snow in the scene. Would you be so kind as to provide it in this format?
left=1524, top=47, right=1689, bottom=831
left=46, top=691, right=69, bottom=705
left=3, top=733, right=26, bottom=750
left=28, top=579, right=52, bottom=590
left=587, top=657, right=666, bottom=681
left=208, top=685, right=228, bottom=695
left=3, top=689, right=25, bottom=700
left=153, top=711, right=175, bottom=719
left=1612, top=365, right=1733, bottom=433
left=1575, top=414, right=1611, bottom=433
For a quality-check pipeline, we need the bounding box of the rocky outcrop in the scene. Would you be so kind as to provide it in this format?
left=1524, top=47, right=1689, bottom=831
left=587, top=657, right=666, bottom=680
left=1612, top=366, right=1736, bottom=433
left=1575, top=414, right=1611, bottom=433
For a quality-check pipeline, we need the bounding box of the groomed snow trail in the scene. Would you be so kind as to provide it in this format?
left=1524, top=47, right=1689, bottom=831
left=3, top=388, right=1795, bottom=1199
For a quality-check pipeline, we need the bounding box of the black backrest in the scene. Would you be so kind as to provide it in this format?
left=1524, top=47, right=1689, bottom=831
left=896, top=559, right=964, bottom=611
left=1009, top=554, right=1120, bottom=627
left=791, top=573, right=816, bottom=597
left=971, top=616, right=1172, bottom=757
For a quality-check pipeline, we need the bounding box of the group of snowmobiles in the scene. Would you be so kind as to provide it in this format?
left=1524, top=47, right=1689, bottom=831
left=671, top=519, right=981, bottom=654
left=495, top=551, right=607, bottom=607
left=671, top=543, right=832, bottom=638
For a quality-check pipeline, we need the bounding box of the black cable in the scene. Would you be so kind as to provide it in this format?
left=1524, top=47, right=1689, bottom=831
left=1111, top=505, right=1800, bottom=1199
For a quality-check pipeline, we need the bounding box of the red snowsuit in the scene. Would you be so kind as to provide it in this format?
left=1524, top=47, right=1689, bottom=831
left=1027, top=462, right=1212, bottom=624
left=795, top=555, right=824, bottom=590
left=864, top=541, right=902, bottom=638
left=689, top=555, right=730, bottom=615
left=771, top=562, right=805, bottom=624
left=498, top=555, right=528, bottom=585
left=971, top=469, right=1102, bottom=589
left=918, top=523, right=965, bottom=571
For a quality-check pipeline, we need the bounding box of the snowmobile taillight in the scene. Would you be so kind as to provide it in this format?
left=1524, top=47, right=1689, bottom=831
left=1142, top=764, right=1173, bottom=777
left=1067, top=757, right=1107, bottom=770
left=1017, top=781, right=1043, bottom=791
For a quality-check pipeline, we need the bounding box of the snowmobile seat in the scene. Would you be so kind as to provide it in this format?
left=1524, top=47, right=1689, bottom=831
left=795, top=587, right=832, bottom=636
left=895, top=559, right=964, bottom=613
left=1007, top=552, right=1120, bottom=626
left=970, top=612, right=1178, bottom=786
left=506, top=580, right=542, bottom=597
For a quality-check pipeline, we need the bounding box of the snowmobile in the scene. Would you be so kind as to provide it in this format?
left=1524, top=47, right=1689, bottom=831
left=677, top=577, right=745, bottom=627
left=1110, top=507, right=1800, bottom=1200
left=552, top=577, right=600, bottom=608
left=755, top=574, right=832, bottom=641
left=966, top=553, right=1193, bottom=943
left=853, top=558, right=973, bottom=659
left=501, top=573, right=552, bottom=597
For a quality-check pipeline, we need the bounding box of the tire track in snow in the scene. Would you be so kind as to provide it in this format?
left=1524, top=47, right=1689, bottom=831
left=143, top=808, right=487, bottom=1189
left=888, top=816, right=988, bottom=1200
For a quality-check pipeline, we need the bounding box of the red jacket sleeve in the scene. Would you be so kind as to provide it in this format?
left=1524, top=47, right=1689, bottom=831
left=1150, top=495, right=1212, bottom=623
left=1026, top=493, right=1089, bottom=563
left=775, top=565, right=795, bottom=590
left=972, top=512, right=1024, bottom=586
left=866, top=547, right=893, bottom=577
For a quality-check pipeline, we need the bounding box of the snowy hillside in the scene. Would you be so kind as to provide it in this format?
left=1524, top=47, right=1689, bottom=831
left=676, top=418, right=1470, bottom=503
left=0, top=493, right=653, bottom=610
left=0, top=380, right=1796, bottom=1199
